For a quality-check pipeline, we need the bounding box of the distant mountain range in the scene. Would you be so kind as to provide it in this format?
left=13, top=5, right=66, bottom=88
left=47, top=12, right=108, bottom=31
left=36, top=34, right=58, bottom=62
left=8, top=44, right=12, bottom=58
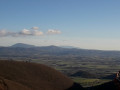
left=60, top=46, right=79, bottom=49
left=11, top=43, right=78, bottom=49
left=0, top=43, right=120, bottom=58
left=11, top=43, right=36, bottom=48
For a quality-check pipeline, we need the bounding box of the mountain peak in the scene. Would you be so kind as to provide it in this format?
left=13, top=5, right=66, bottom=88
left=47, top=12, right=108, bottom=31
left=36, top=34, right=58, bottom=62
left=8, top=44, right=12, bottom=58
left=11, top=43, right=36, bottom=48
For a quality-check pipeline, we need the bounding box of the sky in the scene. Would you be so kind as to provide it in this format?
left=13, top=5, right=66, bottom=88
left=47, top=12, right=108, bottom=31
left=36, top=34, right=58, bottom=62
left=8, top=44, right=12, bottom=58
left=0, top=0, right=120, bottom=50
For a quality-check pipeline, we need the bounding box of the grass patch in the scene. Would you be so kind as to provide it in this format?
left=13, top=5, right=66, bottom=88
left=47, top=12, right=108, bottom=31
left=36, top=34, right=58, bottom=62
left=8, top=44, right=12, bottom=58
left=71, top=77, right=111, bottom=87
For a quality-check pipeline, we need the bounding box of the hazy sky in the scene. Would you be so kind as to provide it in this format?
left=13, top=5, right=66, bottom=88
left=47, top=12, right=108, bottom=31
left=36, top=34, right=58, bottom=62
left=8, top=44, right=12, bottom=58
left=0, top=0, right=120, bottom=50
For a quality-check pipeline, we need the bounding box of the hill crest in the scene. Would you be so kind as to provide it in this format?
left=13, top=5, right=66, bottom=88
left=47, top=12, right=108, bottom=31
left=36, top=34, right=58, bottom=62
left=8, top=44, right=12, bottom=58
left=0, top=60, right=74, bottom=90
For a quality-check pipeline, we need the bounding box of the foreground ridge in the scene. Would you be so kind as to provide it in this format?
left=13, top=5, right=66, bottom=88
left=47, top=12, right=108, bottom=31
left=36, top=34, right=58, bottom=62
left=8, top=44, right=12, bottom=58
left=0, top=60, right=74, bottom=90
left=0, top=60, right=120, bottom=90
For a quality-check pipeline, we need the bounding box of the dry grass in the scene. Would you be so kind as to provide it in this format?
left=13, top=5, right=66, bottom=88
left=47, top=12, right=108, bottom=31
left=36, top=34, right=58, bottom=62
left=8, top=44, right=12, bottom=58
left=0, top=60, right=73, bottom=90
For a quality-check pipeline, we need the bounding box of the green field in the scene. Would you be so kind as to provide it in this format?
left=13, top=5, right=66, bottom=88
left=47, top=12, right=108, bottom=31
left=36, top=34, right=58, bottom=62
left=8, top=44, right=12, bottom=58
left=71, top=77, right=111, bottom=87
left=30, top=58, right=118, bottom=87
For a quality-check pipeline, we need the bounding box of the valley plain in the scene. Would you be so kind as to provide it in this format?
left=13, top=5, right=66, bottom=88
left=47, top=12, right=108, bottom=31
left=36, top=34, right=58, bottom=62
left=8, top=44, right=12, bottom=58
left=0, top=43, right=120, bottom=87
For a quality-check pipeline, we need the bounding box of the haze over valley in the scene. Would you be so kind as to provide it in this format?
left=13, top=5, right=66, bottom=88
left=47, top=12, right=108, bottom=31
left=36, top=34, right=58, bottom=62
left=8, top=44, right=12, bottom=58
left=0, top=43, right=120, bottom=88
left=1, top=0, right=120, bottom=90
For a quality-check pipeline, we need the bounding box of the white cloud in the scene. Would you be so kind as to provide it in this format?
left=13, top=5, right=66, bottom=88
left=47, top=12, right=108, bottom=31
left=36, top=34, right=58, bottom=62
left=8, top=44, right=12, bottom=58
left=20, top=29, right=31, bottom=35
left=0, top=29, right=44, bottom=37
left=0, top=27, right=61, bottom=37
left=0, top=30, right=7, bottom=36
left=47, top=29, right=61, bottom=35
left=0, top=30, right=11, bottom=37
left=32, top=30, right=43, bottom=36
left=31, top=27, right=39, bottom=30
left=19, top=29, right=43, bottom=36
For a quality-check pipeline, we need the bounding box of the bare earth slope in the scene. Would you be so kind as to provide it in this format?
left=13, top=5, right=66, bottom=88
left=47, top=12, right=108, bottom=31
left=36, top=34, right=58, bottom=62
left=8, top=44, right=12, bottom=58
left=0, top=60, right=75, bottom=90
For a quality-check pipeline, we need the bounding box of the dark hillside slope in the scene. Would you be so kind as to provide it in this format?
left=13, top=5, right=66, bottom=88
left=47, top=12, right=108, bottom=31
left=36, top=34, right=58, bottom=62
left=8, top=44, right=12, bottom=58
left=0, top=77, right=31, bottom=90
left=70, top=70, right=97, bottom=78
left=102, top=74, right=116, bottom=79
left=91, top=81, right=118, bottom=90
left=0, top=60, right=76, bottom=90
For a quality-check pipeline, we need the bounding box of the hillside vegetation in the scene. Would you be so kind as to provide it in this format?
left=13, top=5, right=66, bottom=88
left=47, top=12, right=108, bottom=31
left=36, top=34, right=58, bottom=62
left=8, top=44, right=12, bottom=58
left=0, top=60, right=75, bottom=90
left=0, top=60, right=119, bottom=90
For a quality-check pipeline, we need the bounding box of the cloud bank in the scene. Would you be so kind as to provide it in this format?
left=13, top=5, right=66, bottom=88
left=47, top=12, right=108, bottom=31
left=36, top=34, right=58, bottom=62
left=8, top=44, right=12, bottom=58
left=19, top=29, right=43, bottom=36
left=0, top=27, right=61, bottom=37
left=47, top=29, right=61, bottom=35
left=0, top=30, right=13, bottom=37
left=31, top=27, right=39, bottom=30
